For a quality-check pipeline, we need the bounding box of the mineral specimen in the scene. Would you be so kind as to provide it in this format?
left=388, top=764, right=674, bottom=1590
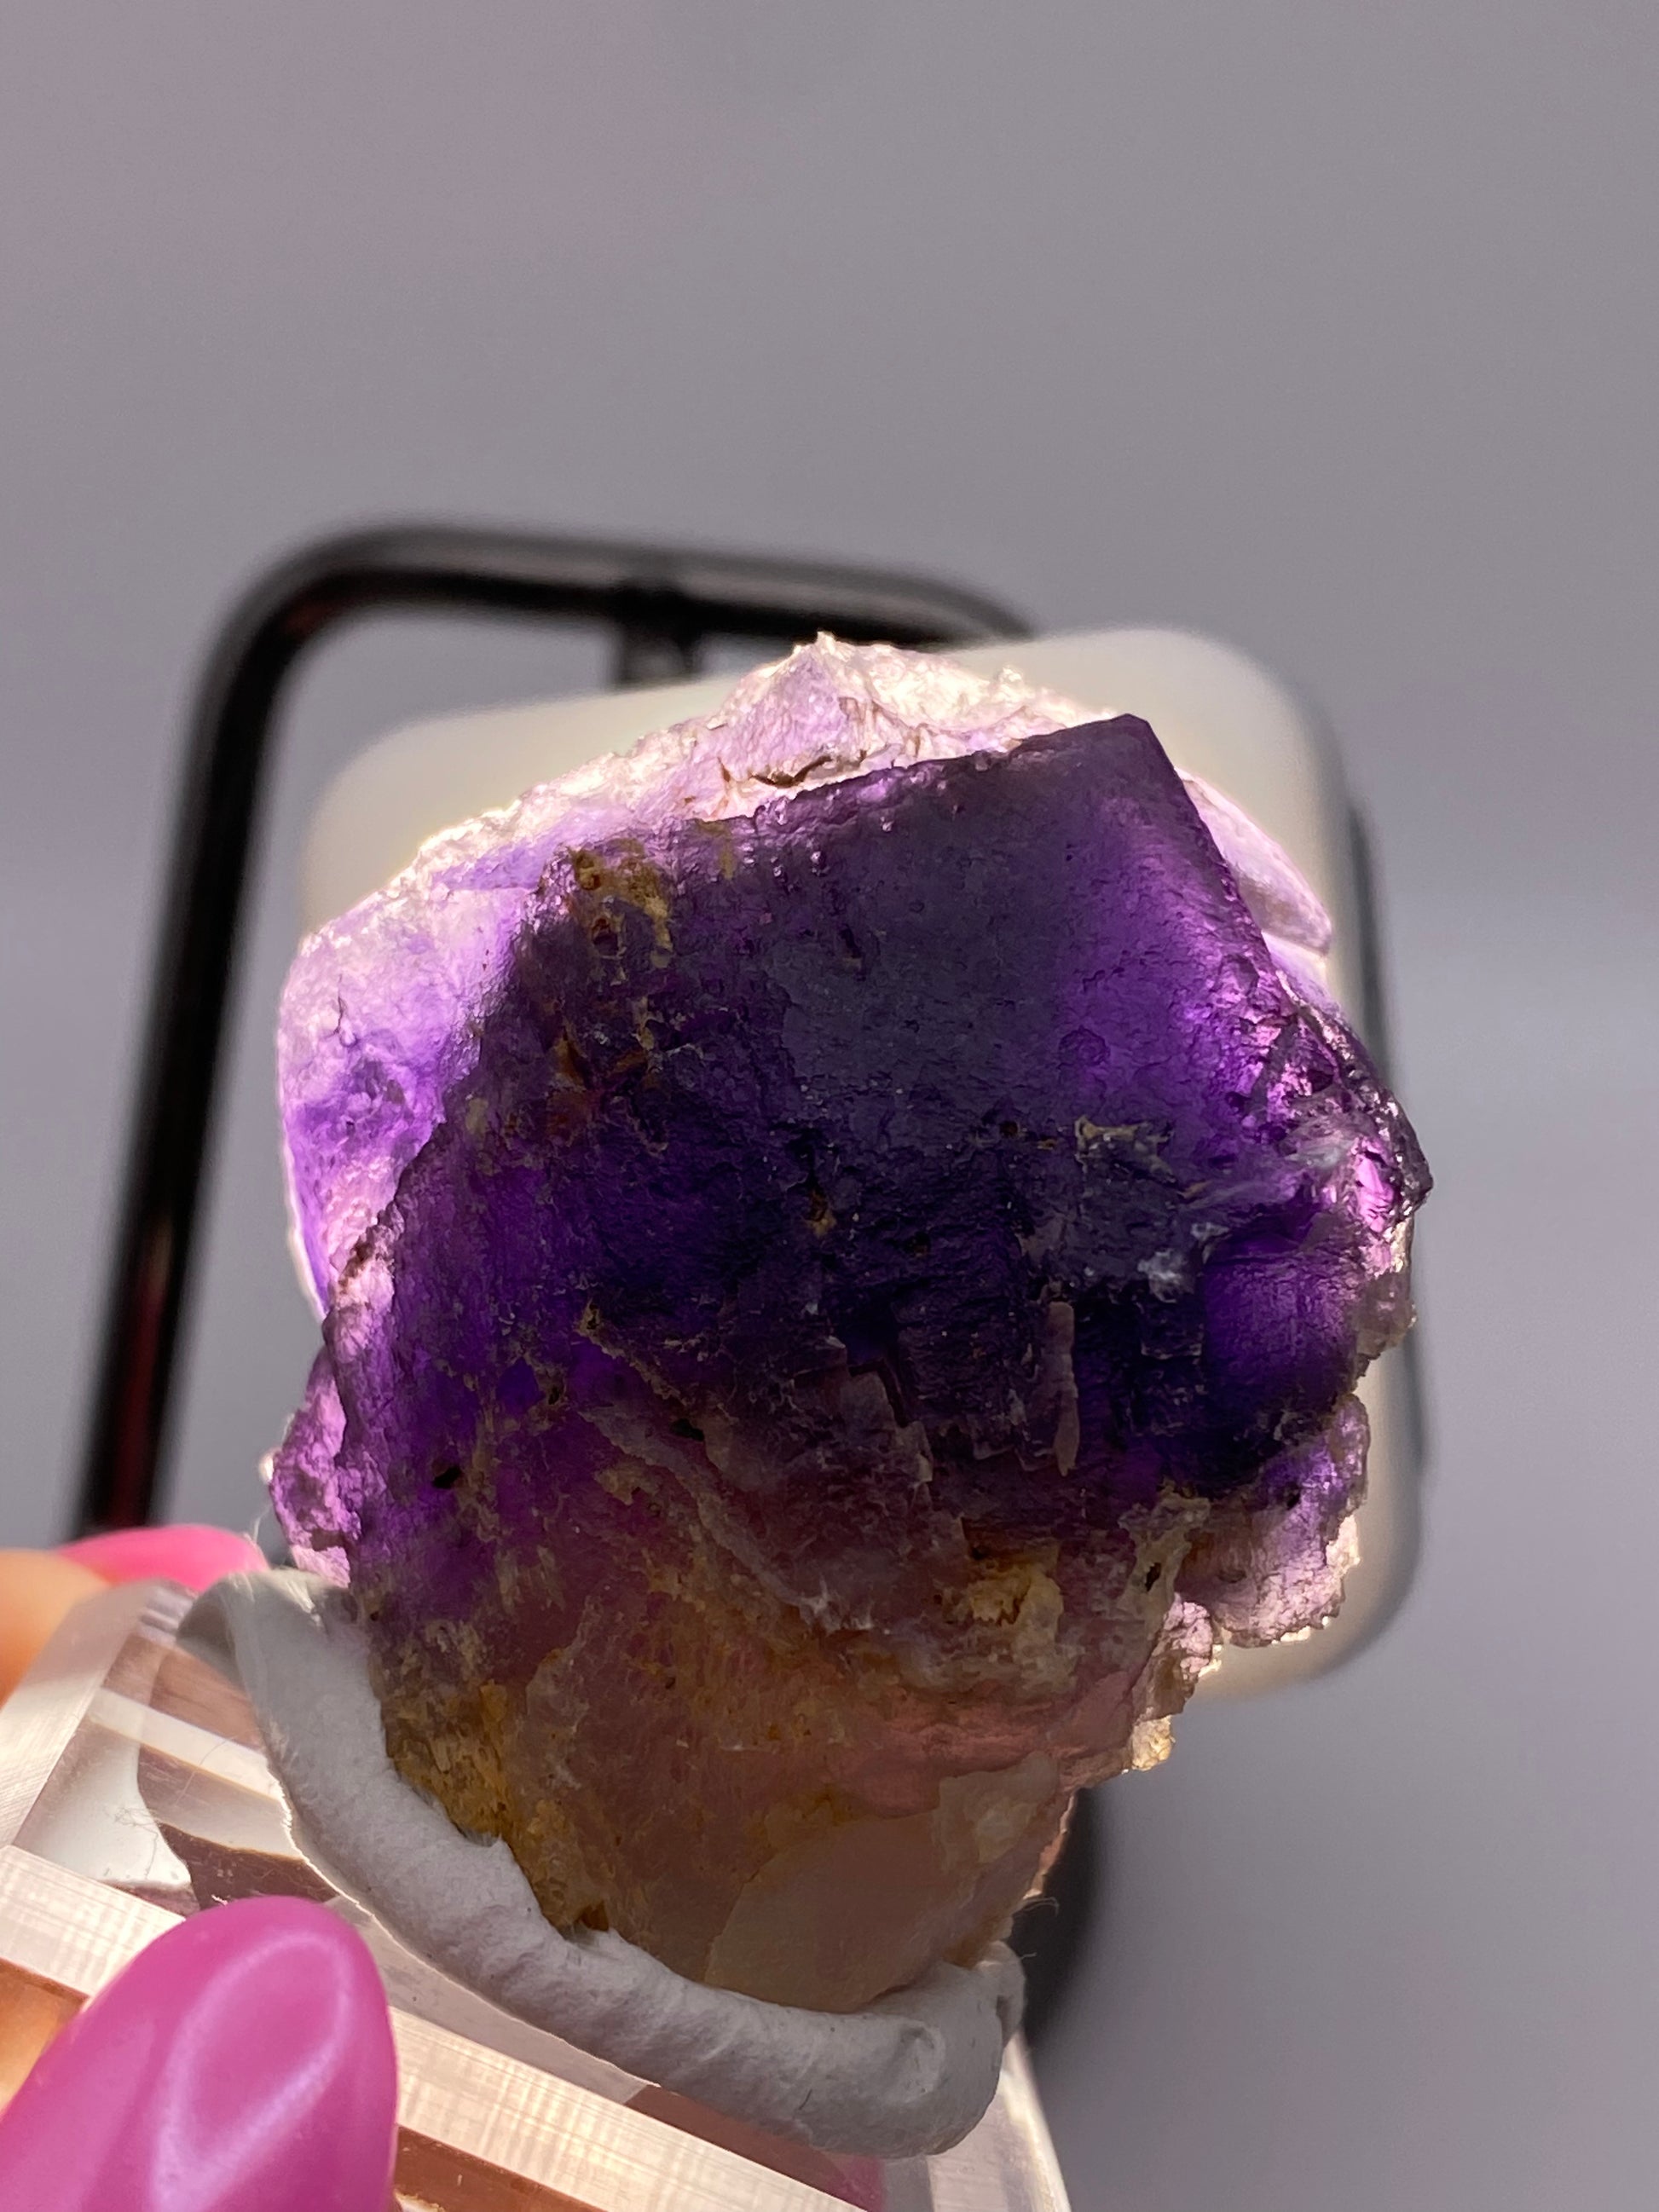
left=271, top=638, right=1428, bottom=2015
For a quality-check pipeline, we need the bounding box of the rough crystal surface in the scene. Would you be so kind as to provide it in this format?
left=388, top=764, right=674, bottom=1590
left=271, top=640, right=1428, bottom=2014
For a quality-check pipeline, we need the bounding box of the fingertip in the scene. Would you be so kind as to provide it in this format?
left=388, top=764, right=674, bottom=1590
left=0, top=1552, right=107, bottom=1703
left=56, top=1525, right=267, bottom=1592
left=0, top=1897, right=399, bottom=2211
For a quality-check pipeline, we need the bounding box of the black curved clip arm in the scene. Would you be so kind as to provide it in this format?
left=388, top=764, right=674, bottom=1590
left=75, top=525, right=1026, bottom=1538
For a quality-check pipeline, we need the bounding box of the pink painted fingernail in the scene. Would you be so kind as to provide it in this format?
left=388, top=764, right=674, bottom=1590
left=0, top=1897, right=398, bottom=2212
left=57, top=1523, right=267, bottom=1592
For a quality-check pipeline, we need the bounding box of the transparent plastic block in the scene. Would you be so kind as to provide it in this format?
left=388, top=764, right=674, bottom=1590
left=0, top=1580, right=1071, bottom=2211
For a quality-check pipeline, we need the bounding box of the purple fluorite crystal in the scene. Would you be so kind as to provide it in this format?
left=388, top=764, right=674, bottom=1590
left=271, top=641, right=1427, bottom=2012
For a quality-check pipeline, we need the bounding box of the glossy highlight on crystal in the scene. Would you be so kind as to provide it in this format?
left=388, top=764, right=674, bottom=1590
left=271, top=640, right=1428, bottom=2014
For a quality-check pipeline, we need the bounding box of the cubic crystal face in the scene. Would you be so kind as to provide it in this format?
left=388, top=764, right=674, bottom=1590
left=271, top=642, right=1428, bottom=2015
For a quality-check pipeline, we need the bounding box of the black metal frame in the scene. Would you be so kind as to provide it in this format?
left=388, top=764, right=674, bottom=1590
left=74, top=524, right=1027, bottom=1540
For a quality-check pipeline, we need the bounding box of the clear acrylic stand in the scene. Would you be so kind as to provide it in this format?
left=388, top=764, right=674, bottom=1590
left=0, top=1580, right=1071, bottom=2211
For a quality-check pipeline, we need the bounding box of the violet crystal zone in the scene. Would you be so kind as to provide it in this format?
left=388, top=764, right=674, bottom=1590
left=272, top=640, right=1428, bottom=2013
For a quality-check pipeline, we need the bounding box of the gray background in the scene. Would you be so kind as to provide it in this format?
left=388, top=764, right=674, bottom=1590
left=2, top=6, right=1654, bottom=2206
